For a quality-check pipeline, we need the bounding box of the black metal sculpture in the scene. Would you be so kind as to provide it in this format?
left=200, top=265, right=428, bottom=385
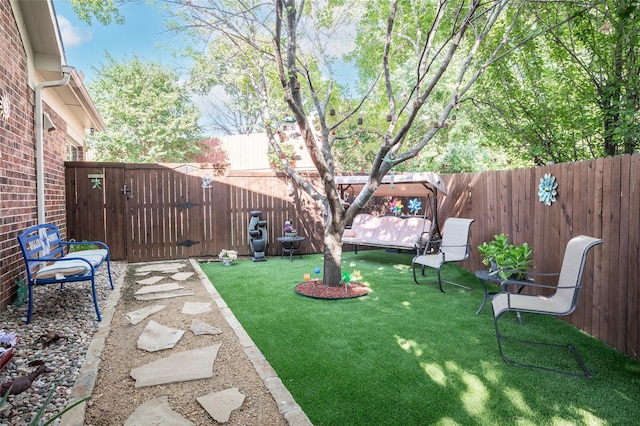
left=248, top=211, right=268, bottom=262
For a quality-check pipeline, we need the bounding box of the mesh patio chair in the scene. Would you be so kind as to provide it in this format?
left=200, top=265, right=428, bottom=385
left=491, top=235, right=602, bottom=378
left=412, top=218, right=474, bottom=292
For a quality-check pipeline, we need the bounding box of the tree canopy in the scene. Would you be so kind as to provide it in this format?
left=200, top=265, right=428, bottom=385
left=471, top=0, right=640, bottom=164
left=87, top=54, right=203, bottom=162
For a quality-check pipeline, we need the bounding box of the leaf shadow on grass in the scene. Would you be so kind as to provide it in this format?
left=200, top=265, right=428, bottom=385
left=200, top=250, right=640, bottom=426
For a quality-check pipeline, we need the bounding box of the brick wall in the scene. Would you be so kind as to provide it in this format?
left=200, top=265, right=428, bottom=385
left=0, top=3, right=69, bottom=309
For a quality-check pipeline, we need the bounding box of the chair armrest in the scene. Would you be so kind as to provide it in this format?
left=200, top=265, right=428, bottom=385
left=438, top=243, right=469, bottom=250
left=417, top=233, right=434, bottom=254
left=439, top=243, right=471, bottom=256
left=499, top=277, right=580, bottom=291
left=517, top=271, right=560, bottom=278
left=28, top=255, right=94, bottom=266
left=62, top=241, right=109, bottom=250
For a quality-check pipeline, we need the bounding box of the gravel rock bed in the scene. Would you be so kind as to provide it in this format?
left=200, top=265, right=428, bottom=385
left=0, top=262, right=126, bottom=426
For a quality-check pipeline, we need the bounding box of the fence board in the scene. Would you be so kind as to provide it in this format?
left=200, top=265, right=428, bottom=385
left=628, top=155, right=640, bottom=357
left=617, top=155, right=631, bottom=352
left=65, top=155, right=640, bottom=359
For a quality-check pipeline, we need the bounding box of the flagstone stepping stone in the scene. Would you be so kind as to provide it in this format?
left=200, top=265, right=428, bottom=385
left=134, top=283, right=183, bottom=295
left=181, top=301, right=211, bottom=315
left=134, top=291, right=195, bottom=301
left=137, top=320, right=185, bottom=352
left=190, top=319, right=223, bottom=336
left=197, top=388, right=246, bottom=423
left=137, top=276, right=165, bottom=285
left=171, top=272, right=194, bottom=281
left=124, top=396, right=194, bottom=426
left=135, top=262, right=186, bottom=274
left=125, top=305, right=166, bottom=325
left=130, top=344, right=221, bottom=388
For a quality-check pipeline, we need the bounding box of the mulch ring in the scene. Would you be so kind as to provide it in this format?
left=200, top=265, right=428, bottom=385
left=294, top=280, right=370, bottom=299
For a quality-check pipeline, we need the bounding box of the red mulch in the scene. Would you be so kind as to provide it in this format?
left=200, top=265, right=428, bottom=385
left=295, top=280, right=370, bottom=300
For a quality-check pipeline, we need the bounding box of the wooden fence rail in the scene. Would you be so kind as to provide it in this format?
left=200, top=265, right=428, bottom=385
left=65, top=154, right=640, bottom=359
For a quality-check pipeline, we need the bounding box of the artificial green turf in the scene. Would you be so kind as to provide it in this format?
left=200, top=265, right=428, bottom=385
left=200, top=250, right=640, bottom=425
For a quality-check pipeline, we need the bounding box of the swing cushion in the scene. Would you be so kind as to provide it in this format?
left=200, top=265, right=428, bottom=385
left=342, top=214, right=431, bottom=251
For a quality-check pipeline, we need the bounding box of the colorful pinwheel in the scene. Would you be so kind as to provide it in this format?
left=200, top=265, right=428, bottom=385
left=389, top=199, right=404, bottom=215
left=408, top=198, right=422, bottom=215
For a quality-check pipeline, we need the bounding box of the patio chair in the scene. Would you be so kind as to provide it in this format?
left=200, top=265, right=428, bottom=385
left=412, top=218, right=474, bottom=292
left=491, top=235, right=602, bottom=378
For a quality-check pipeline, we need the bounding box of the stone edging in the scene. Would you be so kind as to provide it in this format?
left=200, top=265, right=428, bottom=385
left=58, top=260, right=313, bottom=425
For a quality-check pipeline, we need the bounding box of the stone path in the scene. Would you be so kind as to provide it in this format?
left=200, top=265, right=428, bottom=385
left=59, top=259, right=312, bottom=425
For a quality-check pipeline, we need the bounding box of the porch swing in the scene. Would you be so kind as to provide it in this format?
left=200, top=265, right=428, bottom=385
left=336, top=172, right=448, bottom=254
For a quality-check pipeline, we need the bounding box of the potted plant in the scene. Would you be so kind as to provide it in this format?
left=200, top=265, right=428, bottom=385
left=478, top=234, right=533, bottom=281
left=218, top=249, right=238, bottom=266
left=283, top=220, right=297, bottom=238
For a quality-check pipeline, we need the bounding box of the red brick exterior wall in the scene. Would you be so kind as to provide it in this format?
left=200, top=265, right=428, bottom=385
left=0, top=3, right=70, bottom=309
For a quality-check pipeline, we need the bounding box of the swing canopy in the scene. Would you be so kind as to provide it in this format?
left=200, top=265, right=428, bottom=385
left=335, top=172, right=448, bottom=197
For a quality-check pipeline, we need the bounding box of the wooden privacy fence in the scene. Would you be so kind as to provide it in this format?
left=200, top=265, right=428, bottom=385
left=65, top=162, right=325, bottom=263
left=440, top=154, right=639, bottom=360
left=65, top=155, right=640, bottom=359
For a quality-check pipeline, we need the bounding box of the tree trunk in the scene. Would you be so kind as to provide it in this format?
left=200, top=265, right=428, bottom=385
left=320, top=202, right=348, bottom=287
left=322, top=229, right=344, bottom=287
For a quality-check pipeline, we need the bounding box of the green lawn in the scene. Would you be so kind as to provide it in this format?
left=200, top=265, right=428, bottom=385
left=200, top=250, right=640, bottom=425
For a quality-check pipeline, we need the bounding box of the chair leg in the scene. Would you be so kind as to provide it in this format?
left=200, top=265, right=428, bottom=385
left=412, top=262, right=424, bottom=285
left=493, top=313, right=593, bottom=379
left=438, top=264, right=473, bottom=292
left=90, top=277, right=102, bottom=322
left=106, top=257, right=114, bottom=290
left=26, top=283, right=34, bottom=325
left=436, top=266, right=445, bottom=293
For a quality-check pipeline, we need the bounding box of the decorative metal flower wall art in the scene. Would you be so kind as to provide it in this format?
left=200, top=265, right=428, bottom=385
left=538, top=173, right=558, bottom=206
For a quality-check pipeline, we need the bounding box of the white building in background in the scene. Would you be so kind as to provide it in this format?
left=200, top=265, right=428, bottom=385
left=220, top=130, right=316, bottom=171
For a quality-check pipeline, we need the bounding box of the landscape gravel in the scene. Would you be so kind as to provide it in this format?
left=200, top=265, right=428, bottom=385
left=0, top=262, right=126, bottom=426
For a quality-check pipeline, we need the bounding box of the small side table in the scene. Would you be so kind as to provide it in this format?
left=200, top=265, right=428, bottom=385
left=277, top=236, right=305, bottom=262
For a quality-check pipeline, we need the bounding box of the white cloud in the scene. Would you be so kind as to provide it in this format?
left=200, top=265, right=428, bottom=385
left=58, top=15, right=93, bottom=48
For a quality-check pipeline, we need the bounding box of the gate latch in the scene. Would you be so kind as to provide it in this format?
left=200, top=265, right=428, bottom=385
left=121, top=185, right=132, bottom=199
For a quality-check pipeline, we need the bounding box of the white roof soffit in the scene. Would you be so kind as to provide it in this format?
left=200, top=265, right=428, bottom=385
left=16, top=0, right=104, bottom=132
left=336, top=172, right=448, bottom=196
left=57, top=68, right=105, bottom=131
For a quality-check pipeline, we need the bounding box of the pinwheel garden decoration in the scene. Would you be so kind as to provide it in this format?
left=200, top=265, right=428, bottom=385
left=389, top=199, right=404, bottom=215
left=538, top=173, right=558, bottom=206
left=408, top=198, right=422, bottom=215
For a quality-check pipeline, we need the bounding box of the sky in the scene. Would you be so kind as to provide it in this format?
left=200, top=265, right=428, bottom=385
left=53, top=1, right=189, bottom=84
left=52, top=1, right=357, bottom=136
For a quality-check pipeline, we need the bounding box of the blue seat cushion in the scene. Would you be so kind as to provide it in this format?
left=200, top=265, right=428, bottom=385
left=65, top=251, right=106, bottom=267
left=35, top=259, right=92, bottom=280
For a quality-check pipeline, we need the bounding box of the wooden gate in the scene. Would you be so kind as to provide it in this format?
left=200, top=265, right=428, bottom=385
left=66, top=162, right=230, bottom=262
left=65, top=162, right=127, bottom=259
left=122, top=163, right=232, bottom=263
